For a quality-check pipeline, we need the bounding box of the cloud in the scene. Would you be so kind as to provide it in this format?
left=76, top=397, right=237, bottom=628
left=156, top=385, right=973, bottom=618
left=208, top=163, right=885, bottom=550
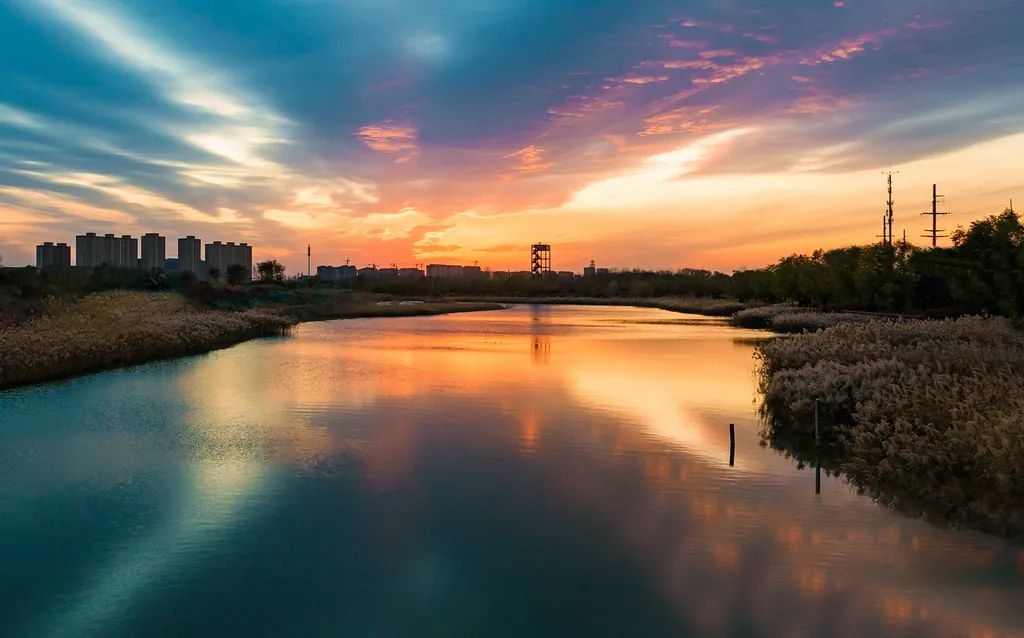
left=356, top=121, right=419, bottom=157
left=0, top=186, right=135, bottom=224
left=504, top=145, right=554, bottom=175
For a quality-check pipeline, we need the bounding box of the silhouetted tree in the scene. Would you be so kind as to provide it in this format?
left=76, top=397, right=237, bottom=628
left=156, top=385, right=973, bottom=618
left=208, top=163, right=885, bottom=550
left=226, top=263, right=247, bottom=285
left=256, top=259, right=285, bottom=283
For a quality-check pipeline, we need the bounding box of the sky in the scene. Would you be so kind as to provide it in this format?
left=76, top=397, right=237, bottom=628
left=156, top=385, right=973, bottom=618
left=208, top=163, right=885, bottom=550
left=1, top=0, right=1022, bottom=274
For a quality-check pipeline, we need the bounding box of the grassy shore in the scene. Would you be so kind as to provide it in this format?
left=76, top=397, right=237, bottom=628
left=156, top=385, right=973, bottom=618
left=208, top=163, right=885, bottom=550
left=757, top=316, right=1024, bottom=537
left=0, top=290, right=503, bottom=390
left=451, top=295, right=747, bottom=317
left=731, top=306, right=877, bottom=332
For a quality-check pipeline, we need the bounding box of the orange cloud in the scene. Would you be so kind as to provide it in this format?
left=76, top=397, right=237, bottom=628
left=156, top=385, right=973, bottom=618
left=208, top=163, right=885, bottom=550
left=800, top=30, right=898, bottom=65
left=356, top=121, right=419, bottom=158
left=503, top=145, right=555, bottom=176
left=619, top=74, right=670, bottom=85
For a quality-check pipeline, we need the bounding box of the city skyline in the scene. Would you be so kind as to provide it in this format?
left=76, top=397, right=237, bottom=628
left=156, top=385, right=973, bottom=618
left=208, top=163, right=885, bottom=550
left=1, top=0, right=1022, bottom=274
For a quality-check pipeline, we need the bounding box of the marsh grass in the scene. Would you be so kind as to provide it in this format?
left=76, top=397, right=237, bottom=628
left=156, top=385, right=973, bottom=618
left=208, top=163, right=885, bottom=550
left=757, top=317, right=1024, bottom=536
left=732, top=306, right=872, bottom=332
left=0, top=291, right=294, bottom=389
left=452, top=296, right=747, bottom=317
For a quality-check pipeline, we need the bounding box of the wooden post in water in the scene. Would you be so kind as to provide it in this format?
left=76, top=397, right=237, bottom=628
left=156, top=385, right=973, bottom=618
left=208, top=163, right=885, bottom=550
left=815, top=453, right=821, bottom=495
left=729, top=423, right=735, bottom=467
left=814, top=399, right=820, bottom=447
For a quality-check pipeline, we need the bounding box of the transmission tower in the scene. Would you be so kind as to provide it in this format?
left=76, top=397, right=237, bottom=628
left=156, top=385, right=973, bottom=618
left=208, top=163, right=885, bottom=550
left=530, top=243, right=551, bottom=276
left=882, top=170, right=898, bottom=245
left=920, top=184, right=949, bottom=247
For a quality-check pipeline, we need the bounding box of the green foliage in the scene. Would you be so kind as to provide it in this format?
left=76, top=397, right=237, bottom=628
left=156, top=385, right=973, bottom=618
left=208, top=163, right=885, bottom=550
left=731, top=209, right=1024, bottom=317
left=256, top=259, right=285, bottom=283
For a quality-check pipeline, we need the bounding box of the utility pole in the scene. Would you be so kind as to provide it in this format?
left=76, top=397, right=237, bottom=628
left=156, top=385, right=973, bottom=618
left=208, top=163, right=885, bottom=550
left=307, top=244, right=311, bottom=277
left=920, top=184, right=949, bottom=247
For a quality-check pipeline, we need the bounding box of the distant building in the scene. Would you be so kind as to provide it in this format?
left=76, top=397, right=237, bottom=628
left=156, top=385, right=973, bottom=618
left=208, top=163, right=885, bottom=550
left=398, top=268, right=425, bottom=279
left=583, top=260, right=597, bottom=277
left=164, top=257, right=179, bottom=274
left=35, top=242, right=71, bottom=268
left=377, top=267, right=400, bottom=279
left=317, top=265, right=357, bottom=282
left=177, top=236, right=202, bottom=275
left=75, top=232, right=137, bottom=268
left=358, top=266, right=378, bottom=279
left=557, top=271, right=575, bottom=280
left=204, top=241, right=252, bottom=282
left=141, top=233, right=166, bottom=271
left=426, top=264, right=486, bottom=279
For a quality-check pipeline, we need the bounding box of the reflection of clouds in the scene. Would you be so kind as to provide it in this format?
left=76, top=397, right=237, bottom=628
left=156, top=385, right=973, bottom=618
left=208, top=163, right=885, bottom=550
left=34, top=458, right=268, bottom=638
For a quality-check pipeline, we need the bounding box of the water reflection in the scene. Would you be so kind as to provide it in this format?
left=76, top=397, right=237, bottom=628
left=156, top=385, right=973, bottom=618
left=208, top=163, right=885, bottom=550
left=1, top=305, right=1022, bottom=637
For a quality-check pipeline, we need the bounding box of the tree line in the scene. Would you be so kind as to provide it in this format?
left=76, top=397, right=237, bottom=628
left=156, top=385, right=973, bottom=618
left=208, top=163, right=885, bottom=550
left=353, top=207, right=1024, bottom=317
left=5, top=208, right=1022, bottom=319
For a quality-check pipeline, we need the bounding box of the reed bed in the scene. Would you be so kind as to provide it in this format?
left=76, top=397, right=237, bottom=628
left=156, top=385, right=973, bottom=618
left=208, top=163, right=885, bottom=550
left=732, top=306, right=872, bottom=332
left=757, top=316, right=1024, bottom=536
left=0, top=291, right=294, bottom=389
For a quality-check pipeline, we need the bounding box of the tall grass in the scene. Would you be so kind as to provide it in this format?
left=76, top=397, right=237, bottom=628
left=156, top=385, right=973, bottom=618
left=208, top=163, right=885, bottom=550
left=0, top=291, right=294, bottom=389
left=757, top=317, right=1024, bottom=536
left=732, top=306, right=872, bottom=332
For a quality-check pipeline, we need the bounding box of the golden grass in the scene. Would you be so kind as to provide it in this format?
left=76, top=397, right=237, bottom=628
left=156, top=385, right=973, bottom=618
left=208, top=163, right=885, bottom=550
left=757, top=317, right=1024, bottom=536
left=0, top=291, right=294, bottom=389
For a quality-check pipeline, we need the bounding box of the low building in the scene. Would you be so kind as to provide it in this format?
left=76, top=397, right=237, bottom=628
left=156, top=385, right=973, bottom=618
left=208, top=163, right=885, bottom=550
left=398, top=268, right=425, bottom=279
left=35, top=242, right=71, bottom=268
left=317, top=265, right=357, bottom=282
left=426, top=264, right=486, bottom=279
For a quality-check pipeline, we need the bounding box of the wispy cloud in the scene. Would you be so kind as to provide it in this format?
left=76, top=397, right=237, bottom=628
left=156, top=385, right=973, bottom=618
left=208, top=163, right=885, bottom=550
left=356, top=121, right=419, bottom=160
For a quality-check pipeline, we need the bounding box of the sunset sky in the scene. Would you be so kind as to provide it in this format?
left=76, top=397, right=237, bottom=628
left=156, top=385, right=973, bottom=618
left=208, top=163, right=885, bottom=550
left=1, top=0, right=1022, bottom=273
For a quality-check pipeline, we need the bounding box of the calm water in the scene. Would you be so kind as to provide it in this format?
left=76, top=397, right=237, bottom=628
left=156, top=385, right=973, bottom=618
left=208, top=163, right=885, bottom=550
left=2, top=305, right=1023, bottom=637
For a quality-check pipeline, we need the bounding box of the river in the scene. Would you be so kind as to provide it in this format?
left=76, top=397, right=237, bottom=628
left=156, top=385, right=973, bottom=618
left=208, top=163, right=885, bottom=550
left=1, top=305, right=1022, bottom=636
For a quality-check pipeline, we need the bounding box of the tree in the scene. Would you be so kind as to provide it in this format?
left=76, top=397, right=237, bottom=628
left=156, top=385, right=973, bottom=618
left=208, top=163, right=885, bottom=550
left=207, top=267, right=221, bottom=282
left=256, top=259, right=285, bottom=283
left=226, top=263, right=247, bottom=285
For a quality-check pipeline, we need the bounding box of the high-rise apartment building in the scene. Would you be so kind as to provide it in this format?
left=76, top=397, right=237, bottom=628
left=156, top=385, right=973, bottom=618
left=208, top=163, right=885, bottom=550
left=35, top=242, right=71, bottom=268
left=141, top=233, right=165, bottom=271
left=177, top=236, right=202, bottom=275
left=204, top=240, right=252, bottom=282
left=75, top=232, right=137, bottom=268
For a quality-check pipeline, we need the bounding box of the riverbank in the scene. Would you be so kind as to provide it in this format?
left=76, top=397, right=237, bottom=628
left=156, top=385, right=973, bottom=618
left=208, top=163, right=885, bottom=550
left=757, top=316, right=1024, bottom=537
left=451, top=295, right=747, bottom=317
left=0, top=290, right=503, bottom=390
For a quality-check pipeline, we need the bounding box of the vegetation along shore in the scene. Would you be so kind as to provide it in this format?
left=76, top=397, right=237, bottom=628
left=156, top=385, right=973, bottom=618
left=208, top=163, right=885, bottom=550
left=0, top=285, right=501, bottom=391
left=757, top=316, right=1024, bottom=537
